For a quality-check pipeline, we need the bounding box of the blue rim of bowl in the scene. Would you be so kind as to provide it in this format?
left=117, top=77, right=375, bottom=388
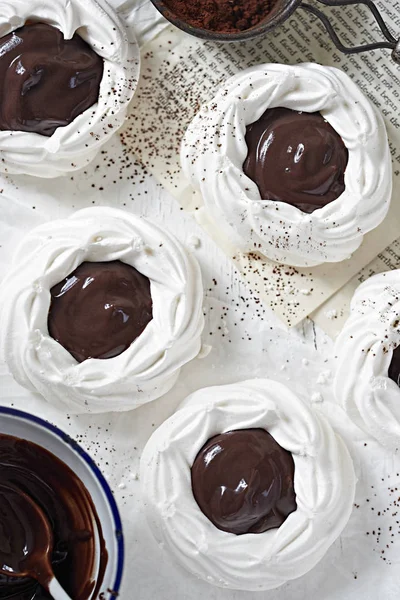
left=0, top=406, right=124, bottom=600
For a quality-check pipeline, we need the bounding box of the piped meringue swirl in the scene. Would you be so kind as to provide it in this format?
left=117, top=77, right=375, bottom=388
left=0, top=0, right=140, bottom=177
left=181, top=63, right=392, bottom=267
left=334, top=270, right=400, bottom=449
left=0, top=207, right=204, bottom=414
left=140, top=379, right=355, bottom=591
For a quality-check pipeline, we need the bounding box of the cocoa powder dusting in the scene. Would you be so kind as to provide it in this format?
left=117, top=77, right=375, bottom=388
left=162, top=0, right=274, bottom=33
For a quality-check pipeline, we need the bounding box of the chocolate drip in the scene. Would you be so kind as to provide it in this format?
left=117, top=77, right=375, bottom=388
left=243, top=107, right=348, bottom=214
left=0, top=23, right=103, bottom=137
left=389, top=346, right=400, bottom=387
left=0, top=434, right=107, bottom=600
left=0, top=483, right=52, bottom=585
left=48, top=261, right=153, bottom=363
left=191, top=428, right=297, bottom=535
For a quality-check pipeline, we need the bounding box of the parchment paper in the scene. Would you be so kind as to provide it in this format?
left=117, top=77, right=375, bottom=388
left=312, top=235, right=400, bottom=337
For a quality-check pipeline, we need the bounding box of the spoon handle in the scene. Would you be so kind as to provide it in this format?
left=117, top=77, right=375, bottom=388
left=48, top=577, right=73, bottom=600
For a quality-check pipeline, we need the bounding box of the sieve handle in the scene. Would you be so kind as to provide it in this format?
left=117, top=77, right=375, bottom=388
left=299, top=0, right=400, bottom=65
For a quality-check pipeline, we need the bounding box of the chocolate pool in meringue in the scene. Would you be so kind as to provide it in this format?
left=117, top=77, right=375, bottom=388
left=243, top=107, right=349, bottom=214
left=191, top=428, right=297, bottom=535
left=48, top=261, right=153, bottom=362
left=0, top=23, right=103, bottom=137
left=389, top=346, right=400, bottom=387
left=0, top=433, right=106, bottom=600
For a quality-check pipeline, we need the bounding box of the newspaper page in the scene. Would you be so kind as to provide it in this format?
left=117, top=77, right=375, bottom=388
left=123, top=0, right=400, bottom=327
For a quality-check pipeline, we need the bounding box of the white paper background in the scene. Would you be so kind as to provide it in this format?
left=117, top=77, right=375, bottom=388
left=0, top=2, right=399, bottom=599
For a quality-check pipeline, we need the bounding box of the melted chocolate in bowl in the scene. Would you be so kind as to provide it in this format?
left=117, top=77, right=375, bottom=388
left=48, top=261, right=153, bottom=363
left=389, top=346, right=400, bottom=387
left=0, top=23, right=103, bottom=137
left=0, top=434, right=107, bottom=600
left=243, top=107, right=349, bottom=213
left=191, top=428, right=297, bottom=535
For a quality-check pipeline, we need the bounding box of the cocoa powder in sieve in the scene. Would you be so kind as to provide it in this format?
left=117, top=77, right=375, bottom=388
left=162, top=0, right=275, bottom=33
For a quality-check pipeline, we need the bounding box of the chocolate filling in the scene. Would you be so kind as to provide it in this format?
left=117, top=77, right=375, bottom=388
left=191, top=428, right=297, bottom=535
left=243, top=107, right=349, bottom=214
left=0, top=23, right=103, bottom=137
left=0, top=434, right=107, bottom=600
left=48, top=261, right=153, bottom=363
left=389, top=346, right=400, bottom=387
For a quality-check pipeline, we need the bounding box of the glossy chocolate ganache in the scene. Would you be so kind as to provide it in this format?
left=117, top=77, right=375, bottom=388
left=191, top=428, right=297, bottom=535
left=48, top=261, right=153, bottom=363
left=0, top=23, right=103, bottom=137
left=0, top=434, right=107, bottom=600
left=389, top=346, right=400, bottom=387
left=243, top=107, right=349, bottom=214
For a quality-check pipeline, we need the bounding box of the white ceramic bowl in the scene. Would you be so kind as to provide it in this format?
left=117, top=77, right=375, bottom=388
left=0, top=406, right=124, bottom=599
